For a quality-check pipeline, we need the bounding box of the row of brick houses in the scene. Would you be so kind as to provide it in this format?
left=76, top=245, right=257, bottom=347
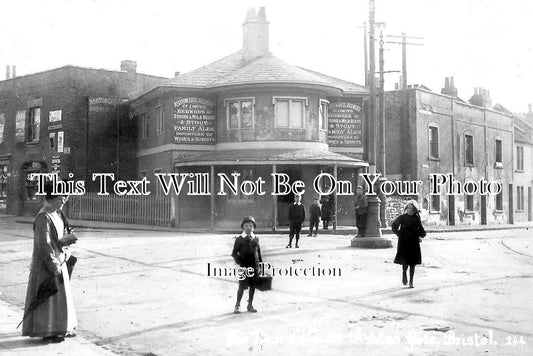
left=0, top=7, right=531, bottom=228
left=0, top=62, right=166, bottom=215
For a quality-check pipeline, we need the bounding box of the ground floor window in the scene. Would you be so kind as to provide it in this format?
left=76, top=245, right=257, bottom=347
left=22, top=162, right=45, bottom=201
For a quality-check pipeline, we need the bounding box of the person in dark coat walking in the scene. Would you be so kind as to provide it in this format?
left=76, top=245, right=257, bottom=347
left=308, top=197, right=321, bottom=237
left=231, top=216, right=262, bottom=313
left=286, top=194, right=305, bottom=248
left=354, top=185, right=368, bottom=237
left=391, top=200, right=426, bottom=288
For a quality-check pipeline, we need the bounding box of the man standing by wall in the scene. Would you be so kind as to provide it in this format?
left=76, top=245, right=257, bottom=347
left=355, top=185, right=368, bottom=237
left=287, top=195, right=305, bottom=248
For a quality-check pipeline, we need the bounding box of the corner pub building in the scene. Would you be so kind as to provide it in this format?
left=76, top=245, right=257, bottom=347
left=130, top=7, right=370, bottom=229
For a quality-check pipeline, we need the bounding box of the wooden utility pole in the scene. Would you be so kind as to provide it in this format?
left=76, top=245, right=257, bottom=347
left=385, top=33, right=424, bottom=89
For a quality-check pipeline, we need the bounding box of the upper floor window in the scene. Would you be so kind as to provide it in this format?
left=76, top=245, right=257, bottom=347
left=15, top=110, right=25, bottom=142
left=140, top=113, right=149, bottom=140
left=465, top=134, right=474, bottom=165
left=516, top=146, right=524, bottom=171
left=156, top=106, right=164, bottom=135
left=429, top=125, right=439, bottom=159
left=430, top=194, right=440, bottom=212
left=274, top=97, right=307, bottom=128
left=28, top=107, right=41, bottom=142
left=226, top=98, right=254, bottom=129
left=495, top=139, right=503, bottom=167
left=319, top=100, right=329, bottom=131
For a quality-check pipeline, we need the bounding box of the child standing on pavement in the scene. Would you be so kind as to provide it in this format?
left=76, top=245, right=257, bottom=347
left=308, top=197, right=321, bottom=237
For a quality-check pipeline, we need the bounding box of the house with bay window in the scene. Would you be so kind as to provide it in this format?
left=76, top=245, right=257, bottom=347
left=129, top=7, right=369, bottom=229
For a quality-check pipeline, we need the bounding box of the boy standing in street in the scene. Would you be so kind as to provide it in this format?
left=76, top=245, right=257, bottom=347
left=287, top=194, right=305, bottom=248
left=308, top=196, right=321, bottom=237
left=231, top=216, right=262, bottom=313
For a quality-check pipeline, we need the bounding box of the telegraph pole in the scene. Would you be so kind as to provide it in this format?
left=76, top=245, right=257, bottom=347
left=385, top=33, right=424, bottom=89
left=351, top=0, right=392, bottom=248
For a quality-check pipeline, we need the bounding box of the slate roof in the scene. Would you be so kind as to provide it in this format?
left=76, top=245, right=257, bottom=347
left=160, top=51, right=368, bottom=95
left=174, top=149, right=368, bottom=167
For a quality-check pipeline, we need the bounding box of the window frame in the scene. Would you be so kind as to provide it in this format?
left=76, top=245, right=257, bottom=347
left=465, top=194, right=474, bottom=212
left=156, top=106, right=164, bottom=135
left=516, top=146, right=524, bottom=172
left=428, top=124, right=440, bottom=160
left=429, top=193, right=441, bottom=213
left=140, top=113, right=149, bottom=140
left=273, top=96, right=308, bottom=129
left=495, top=138, right=503, bottom=168
left=225, top=97, right=255, bottom=130
left=28, top=107, right=41, bottom=143
left=226, top=168, right=255, bottom=202
left=495, top=189, right=503, bottom=211
left=464, top=133, right=474, bottom=166
left=516, top=186, right=524, bottom=211
left=319, top=99, right=329, bottom=131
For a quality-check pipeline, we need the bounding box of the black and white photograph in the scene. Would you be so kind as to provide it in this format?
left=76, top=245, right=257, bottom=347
left=0, top=0, right=532, bottom=355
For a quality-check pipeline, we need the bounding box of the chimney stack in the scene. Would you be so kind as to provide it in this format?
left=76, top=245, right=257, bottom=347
left=174, top=71, right=180, bottom=77
left=528, top=103, right=532, bottom=114
left=5, top=65, right=10, bottom=80
left=469, top=86, right=492, bottom=108
left=242, top=7, right=269, bottom=61
left=120, top=60, right=137, bottom=74
left=441, top=76, right=458, bottom=97
left=12, top=65, right=16, bottom=78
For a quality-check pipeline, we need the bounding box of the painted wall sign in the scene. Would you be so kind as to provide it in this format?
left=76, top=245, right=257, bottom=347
left=51, top=155, right=61, bottom=173
left=57, top=131, right=64, bottom=153
left=328, top=100, right=363, bottom=147
left=49, top=110, right=62, bottom=122
left=173, top=97, right=216, bottom=144
left=48, top=124, right=63, bottom=130
left=89, top=97, right=118, bottom=113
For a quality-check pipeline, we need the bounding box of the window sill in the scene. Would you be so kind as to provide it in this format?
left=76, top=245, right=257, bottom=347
left=493, top=210, right=504, bottom=214
left=25, top=141, right=40, bottom=145
left=429, top=210, right=441, bottom=214
left=429, top=157, right=440, bottom=161
left=494, top=162, right=503, bottom=169
left=464, top=210, right=475, bottom=215
left=464, top=163, right=474, bottom=167
left=228, top=127, right=254, bottom=130
left=515, top=170, right=524, bottom=173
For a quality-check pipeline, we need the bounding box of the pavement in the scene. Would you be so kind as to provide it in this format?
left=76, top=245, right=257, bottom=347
left=0, top=300, right=114, bottom=355
left=13, top=215, right=533, bottom=235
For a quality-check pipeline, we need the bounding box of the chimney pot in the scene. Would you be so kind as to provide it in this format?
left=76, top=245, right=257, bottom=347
left=5, top=65, right=10, bottom=80
left=444, top=77, right=450, bottom=87
left=242, top=7, right=270, bottom=61
left=528, top=103, right=532, bottom=113
left=174, top=71, right=180, bottom=77
left=120, top=60, right=137, bottom=74
left=12, top=65, right=16, bottom=78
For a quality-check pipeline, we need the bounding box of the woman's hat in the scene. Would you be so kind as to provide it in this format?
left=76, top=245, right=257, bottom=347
left=241, top=216, right=256, bottom=229
left=405, top=199, right=420, bottom=212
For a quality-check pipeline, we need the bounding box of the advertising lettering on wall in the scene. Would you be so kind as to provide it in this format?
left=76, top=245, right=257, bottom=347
left=327, top=99, right=363, bottom=147
left=51, top=155, right=61, bottom=174
left=173, top=97, right=216, bottom=144
left=89, top=97, right=118, bottom=113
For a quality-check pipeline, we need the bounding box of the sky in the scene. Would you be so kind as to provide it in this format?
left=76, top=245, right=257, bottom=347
left=1, top=0, right=532, bottom=113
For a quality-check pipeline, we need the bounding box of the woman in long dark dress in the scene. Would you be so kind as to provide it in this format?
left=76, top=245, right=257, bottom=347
left=392, top=200, right=426, bottom=288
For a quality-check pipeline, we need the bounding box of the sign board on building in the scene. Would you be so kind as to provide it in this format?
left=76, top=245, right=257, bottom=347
left=173, top=97, right=216, bottom=144
left=0, top=113, right=4, bottom=143
left=15, top=110, right=25, bottom=142
left=51, top=155, right=61, bottom=173
left=57, top=131, right=64, bottom=153
left=327, top=99, right=363, bottom=147
left=48, top=124, right=62, bottom=131
left=49, top=110, right=62, bottom=122
left=64, top=147, right=71, bottom=154
left=89, top=97, right=118, bottom=113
